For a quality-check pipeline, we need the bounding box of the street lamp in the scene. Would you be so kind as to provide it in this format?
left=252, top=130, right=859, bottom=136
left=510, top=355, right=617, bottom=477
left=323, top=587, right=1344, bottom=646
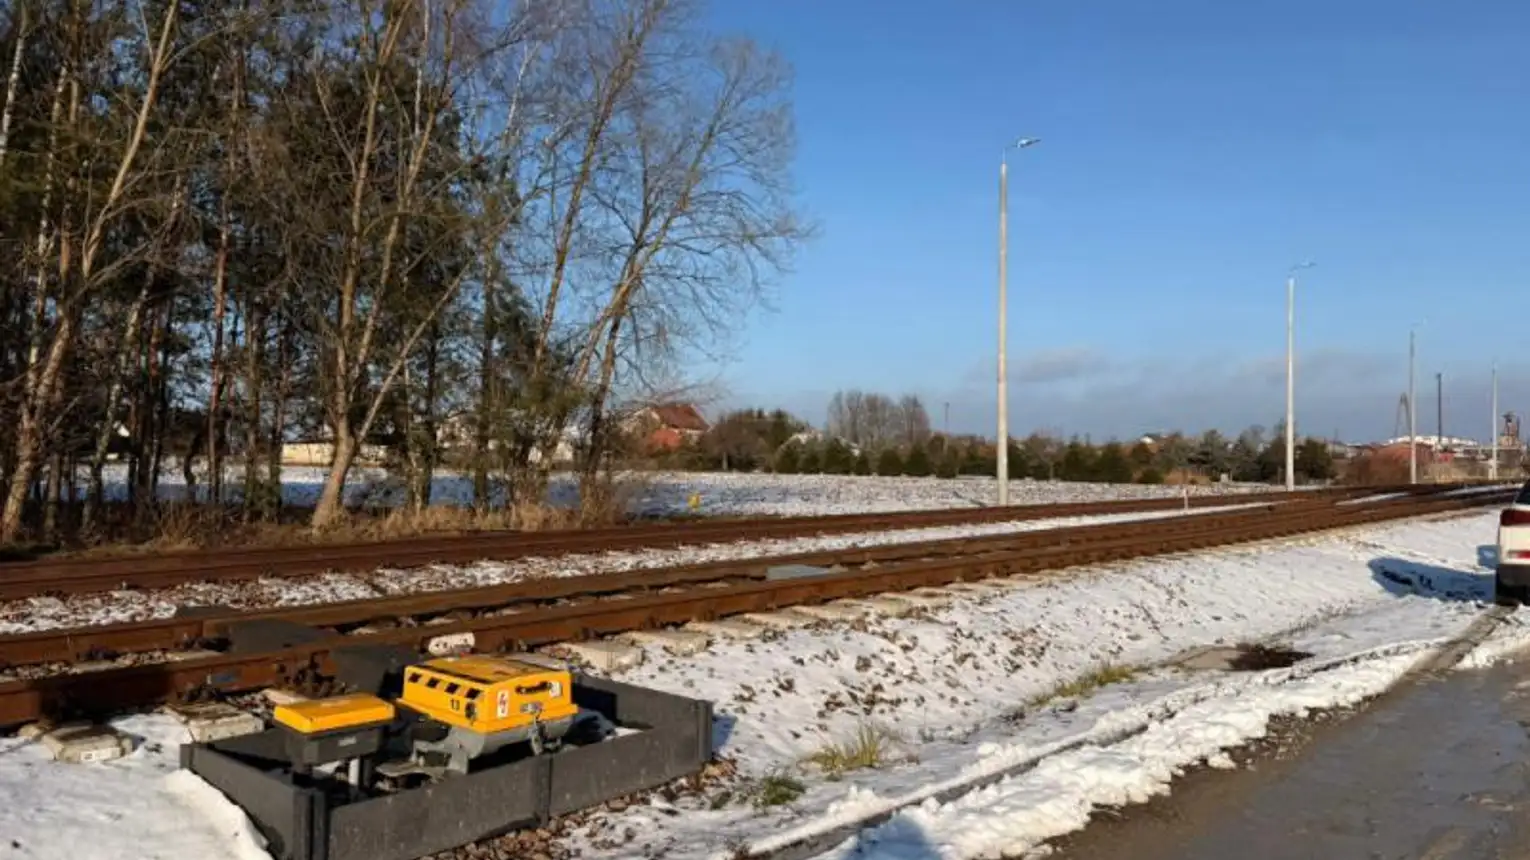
left=1285, top=261, right=1315, bottom=491
left=998, top=136, right=1039, bottom=506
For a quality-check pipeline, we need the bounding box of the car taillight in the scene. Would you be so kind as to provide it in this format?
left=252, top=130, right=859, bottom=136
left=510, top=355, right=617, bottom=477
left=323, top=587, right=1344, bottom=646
left=1502, top=508, right=1530, bottom=527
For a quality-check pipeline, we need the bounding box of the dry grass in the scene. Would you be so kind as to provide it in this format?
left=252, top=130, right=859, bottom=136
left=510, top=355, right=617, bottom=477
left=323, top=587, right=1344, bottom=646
left=805, top=722, right=900, bottom=779
left=1028, top=662, right=1139, bottom=707
left=9, top=476, right=647, bottom=560
left=751, top=770, right=806, bottom=808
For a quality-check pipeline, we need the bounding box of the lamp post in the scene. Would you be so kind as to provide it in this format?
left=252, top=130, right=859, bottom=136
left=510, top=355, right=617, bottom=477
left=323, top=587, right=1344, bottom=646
left=1285, top=262, right=1315, bottom=491
left=997, top=136, right=1040, bottom=506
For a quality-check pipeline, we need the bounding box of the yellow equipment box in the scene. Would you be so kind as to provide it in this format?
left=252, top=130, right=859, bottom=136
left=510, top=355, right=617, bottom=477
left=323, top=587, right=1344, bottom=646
left=398, top=655, right=578, bottom=734
left=274, top=693, right=397, bottom=735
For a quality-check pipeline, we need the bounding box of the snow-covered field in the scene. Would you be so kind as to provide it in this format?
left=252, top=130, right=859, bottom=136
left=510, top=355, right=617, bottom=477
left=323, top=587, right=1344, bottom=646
left=4, top=511, right=1524, bottom=860
left=85, top=462, right=1275, bottom=516
left=0, top=503, right=1266, bottom=635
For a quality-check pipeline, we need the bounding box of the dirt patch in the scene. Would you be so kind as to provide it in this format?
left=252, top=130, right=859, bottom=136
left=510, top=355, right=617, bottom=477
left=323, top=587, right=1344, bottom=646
left=1227, top=643, right=1313, bottom=671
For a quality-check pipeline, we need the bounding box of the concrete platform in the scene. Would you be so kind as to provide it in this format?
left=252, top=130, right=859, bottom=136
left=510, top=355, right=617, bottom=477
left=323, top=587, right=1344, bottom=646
left=168, top=702, right=265, bottom=743
left=619, top=629, right=712, bottom=656
left=792, top=601, right=871, bottom=622
left=839, top=597, right=915, bottom=617
left=740, top=610, right=820, bottom=630
left=555, top=640, right=646, bottom=672
left=24, top=722, right=133, bottom=763
left=685, top=619, right=769, bottom=640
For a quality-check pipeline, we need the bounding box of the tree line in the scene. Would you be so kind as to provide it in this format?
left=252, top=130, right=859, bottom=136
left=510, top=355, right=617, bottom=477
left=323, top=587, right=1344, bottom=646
left=679, top=393, right=1338, bottom=485
left=0, top=0, right=807, bottom=542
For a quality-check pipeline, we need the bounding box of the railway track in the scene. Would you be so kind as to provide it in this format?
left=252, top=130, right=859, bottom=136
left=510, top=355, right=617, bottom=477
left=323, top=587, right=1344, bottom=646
left=0, top=499, right=1328, bottom=668
left=0, top=486, right=1508, bottom=728
left=0, top=484, right=1446, bottom=599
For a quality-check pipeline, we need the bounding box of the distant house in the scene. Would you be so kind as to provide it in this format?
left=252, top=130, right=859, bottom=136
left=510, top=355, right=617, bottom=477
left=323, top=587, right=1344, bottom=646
left=623, top=403, right=710, bottom=452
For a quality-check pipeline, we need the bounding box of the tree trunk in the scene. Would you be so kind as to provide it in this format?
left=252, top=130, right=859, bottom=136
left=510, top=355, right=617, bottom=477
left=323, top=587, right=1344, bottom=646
left=84, top=285, right=151, bottom=531
left=472, top=278, right=496, bottom=511
left=0, top=0, right=27, bottom=169
left=312, top=429, right=355, bottom=530
left=266, top=323, right=293, bottom=521
left=42, top=451, right=62, bottom=542
left=242, top=303, right=266, bottom=521
left=0, top=312, right=77, bottom=544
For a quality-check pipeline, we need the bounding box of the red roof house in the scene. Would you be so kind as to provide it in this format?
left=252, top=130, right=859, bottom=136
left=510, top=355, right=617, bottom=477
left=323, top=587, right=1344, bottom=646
left=624, top=403, right=710, bottom=452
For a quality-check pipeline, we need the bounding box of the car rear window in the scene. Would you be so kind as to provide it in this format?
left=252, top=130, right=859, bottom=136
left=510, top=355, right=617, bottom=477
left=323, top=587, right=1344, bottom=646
left=1518, top=481, right=1530, bottom=505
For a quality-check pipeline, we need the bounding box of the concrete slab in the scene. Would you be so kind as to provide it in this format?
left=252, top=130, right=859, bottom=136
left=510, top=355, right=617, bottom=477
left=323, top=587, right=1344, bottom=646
left=766, top=563, right=834, bottom=581
left=556, top=640, right=646, bottom=672
left=168, top=702, right=264, bottom=743
left=892, top=589, right=956, bottom=608
left=839, top=597, right=915, bottom=618
left=619, top=629, right=712, bottom=656
left=68, top=660, right=120, bottom=674
left=164, top=649, right=223, bottom=662
left=740, top=610, right=820, bottom=630
left=262, top=688, right=311, bottom=706
left=941, top=581, right=1014, bottom=596
left=686, top=619, right=768, bottom=640
left=37, top=722, right=133, bottom=763
left=792, top=602, right=870, bottom=622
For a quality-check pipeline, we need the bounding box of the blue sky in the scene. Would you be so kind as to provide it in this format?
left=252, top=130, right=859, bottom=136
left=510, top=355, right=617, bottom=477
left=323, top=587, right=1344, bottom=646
left=701, top=0, right=1530, bottom=442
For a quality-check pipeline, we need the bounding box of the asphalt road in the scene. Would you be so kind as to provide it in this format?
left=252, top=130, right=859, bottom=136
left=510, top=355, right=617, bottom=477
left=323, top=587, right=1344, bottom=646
left=1051, top=651, right=1530, bottom=860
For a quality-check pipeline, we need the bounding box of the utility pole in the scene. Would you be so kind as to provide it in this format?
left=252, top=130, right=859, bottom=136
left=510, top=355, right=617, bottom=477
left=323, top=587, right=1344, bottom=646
left=997, top=136, right=1039, bottom=506
left=1409, top=329, right=1417, bottom=485
left=1492, top=363, right=1500, bottom=481
left=1285, top=262, right=1314, bottom=491
left=944, top=401, right=950, bottom=436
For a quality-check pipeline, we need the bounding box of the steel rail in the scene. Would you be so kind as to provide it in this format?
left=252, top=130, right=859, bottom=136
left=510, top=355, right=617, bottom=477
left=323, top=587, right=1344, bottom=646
left=0, top=489, right=1507, bottom=728
left=0, top=485, right=1449, bottom=599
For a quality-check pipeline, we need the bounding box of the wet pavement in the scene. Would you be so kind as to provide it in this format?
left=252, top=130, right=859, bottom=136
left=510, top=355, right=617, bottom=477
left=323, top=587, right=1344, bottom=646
left=1052, top=656, right=1530, bottom=860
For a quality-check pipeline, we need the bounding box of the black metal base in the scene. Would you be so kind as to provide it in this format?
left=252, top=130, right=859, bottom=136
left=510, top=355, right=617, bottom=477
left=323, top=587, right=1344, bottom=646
left=181, top=675, right=713, bottom=860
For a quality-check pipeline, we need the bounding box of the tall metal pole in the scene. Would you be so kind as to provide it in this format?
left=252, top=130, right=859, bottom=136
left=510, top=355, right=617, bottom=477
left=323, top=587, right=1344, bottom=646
left=1285, top=274, right=1296, bottom=491
left=995, top=137, right=1038, bottom=505
left=1436, top=372, right=1444, bottom=454
left=1492, top=363, right=1500, bottom=481
left=997, top=155, right=1009, bottom=505
left=1408, top=329, right=1417, bottom=484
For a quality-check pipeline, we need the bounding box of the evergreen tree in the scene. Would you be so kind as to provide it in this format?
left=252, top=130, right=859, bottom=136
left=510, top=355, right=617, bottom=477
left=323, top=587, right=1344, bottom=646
left=773, top=443, right=801, bottom=474
left=798, top=444, right=823, bottom=474
left=1058, top=438, right=1098, bottom=482
left=1094, top=441, right=1134, bottom=483
left=905, top=443, right=933, bottom=477
left=1296, top=438, right=1335, bottom=482
left=851, top=451, right=872, bottom=475
left=821, top=438, right=855, bottom=474
left=876, top=448, right=904, bottom=476
left=1190, top=429, right=1230, bottom=477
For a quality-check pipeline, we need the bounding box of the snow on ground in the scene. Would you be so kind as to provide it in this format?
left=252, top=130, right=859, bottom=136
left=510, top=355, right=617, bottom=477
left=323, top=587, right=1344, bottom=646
left=0, top=504, right=1263, bottom=635
left=8, top=510, right=1528, bottom=860
left=83, top=461, right=1273, bottom=516
left=0, top=713, right=270, bottom=860
left=556, top=510, right=1530, bottom=860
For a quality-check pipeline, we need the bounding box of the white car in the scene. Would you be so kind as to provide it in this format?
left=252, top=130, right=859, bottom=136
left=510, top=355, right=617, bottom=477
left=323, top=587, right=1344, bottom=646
left=1496, top=480, right=1530, bottom=605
